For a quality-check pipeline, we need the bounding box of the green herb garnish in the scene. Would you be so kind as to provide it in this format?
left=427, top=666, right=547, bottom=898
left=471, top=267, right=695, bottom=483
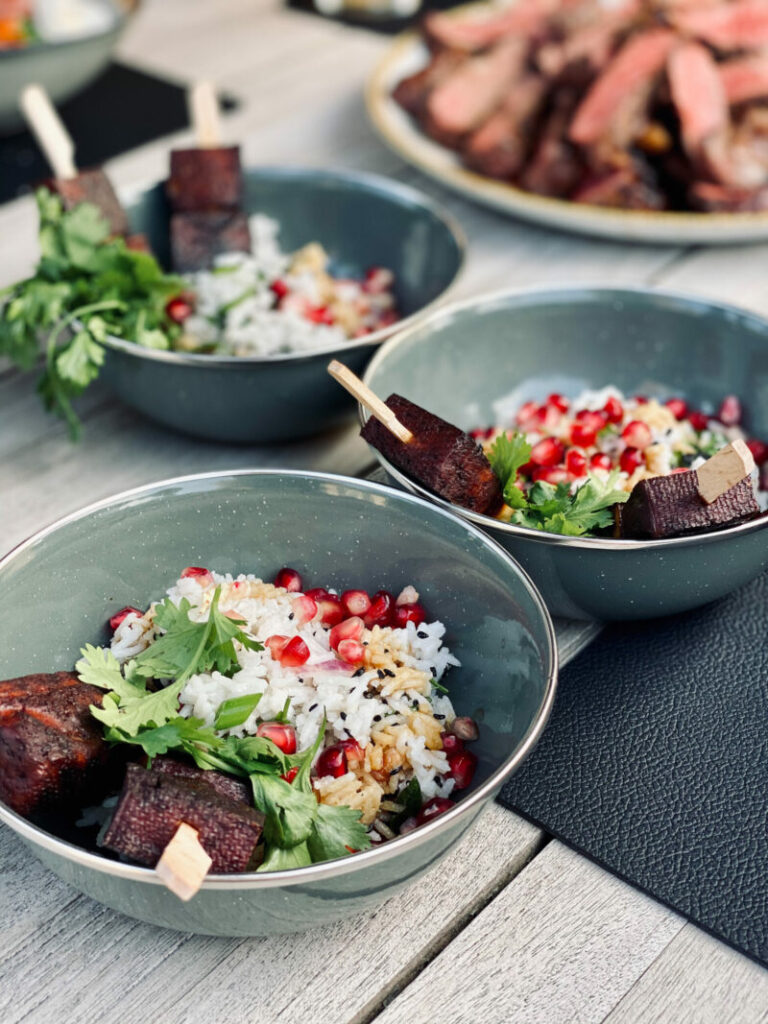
left=213, top=693, right=263, bottom=731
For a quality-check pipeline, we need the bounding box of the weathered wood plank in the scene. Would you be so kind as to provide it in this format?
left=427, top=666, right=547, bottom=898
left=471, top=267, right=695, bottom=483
left=372, top=842, right=685, bottom=1024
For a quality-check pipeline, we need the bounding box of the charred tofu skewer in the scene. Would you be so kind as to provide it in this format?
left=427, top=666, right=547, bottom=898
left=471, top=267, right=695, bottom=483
left=19, top=84, right=130, bottom=238
left=166, top=80, right=250, bottom=272
left=327, top=360, right=503, bottom=515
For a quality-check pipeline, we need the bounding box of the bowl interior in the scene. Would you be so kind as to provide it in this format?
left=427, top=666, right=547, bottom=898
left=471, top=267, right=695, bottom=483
left=126, top=169, right=463, bottom=319
left=365, top=288, right=768, bottom=446
left=0, top=472, right=553, bottom=862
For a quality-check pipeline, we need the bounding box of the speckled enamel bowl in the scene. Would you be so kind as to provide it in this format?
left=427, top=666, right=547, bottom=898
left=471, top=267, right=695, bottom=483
left=363, top=288, right=768, bottom=621
left=0, top=470, right=555, bottom=936
left=98, top=168, right=464, bottom=443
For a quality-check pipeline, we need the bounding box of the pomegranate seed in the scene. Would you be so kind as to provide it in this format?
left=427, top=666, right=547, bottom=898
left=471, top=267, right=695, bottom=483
left=337, top=639, right=365, bottom=664
left=634, top=395, right=648, bottom=404
left=281, top=766, right=299, bottom=784
left=363, top=266, right=394, bottom=293
left=602, top=396, right=624, bottom=424
left=515, top=401, right=538, bottom=426
left=316, top=744, right=348, bottom=778
left=664, top=397, right=688, bottom=420
left=619, top=447, right=644, bottom=474
left=717, top=395, right=742, bottom=426
left=339, top=738, right=365, bottom=763
left=546, top=392, right=569, bottom=413
left=257, top=722, right=297, bottom=755
left=180, top=566, right=213, bottom=586
left=280, top=636, right=310, bottom=667
left=570, top=412, right=605, bottom=448
left=364, top=590, right=394, bottom=628
left=531, top=465, right=570, bottom=484
left=470, top=428, right=487, bottom=440
left=341, top=589, right=371, bottom=617
left=315, top=596, right=345, bottom=626
left=396, top=585, right=419, bottom=606
left=292, top=594, right=317, bottom=626
left=329, top=616, right=365, bottom=650
left=688, top=411, right=709, bottom=432
left=530, top=437, right=565, bottom=467
left=565, top=448, right=588, bottom=478
left=265, top=635, right=289, bottom=660
left=305, top=587, right=330, bottom=601
left=415, top=797, right=454, bottom=826
left=441, top=733, right=464, bottom=756
left=305, top=304, right=335, bottom=325
left=392, top=603, right=427, bottom=628
left=621, top=420, right=653, bottom=450
left=109, top=606, right=142, bottom=631
left=747, top=438, right=768, bottom=465
left=165, top=295, right=193, bottom=324
left=378, top=309, right=398, bottom=328
left=575, top=407, right=608, bottom=423
left=450, top=716, right=479, bottom=742
left=589, top=452, right=613, bottom=472
left=270, top=278, right=289, bottom=299
left=274, top=567, right=302, bottom=592
left=448, top=750, right=478, bottom=790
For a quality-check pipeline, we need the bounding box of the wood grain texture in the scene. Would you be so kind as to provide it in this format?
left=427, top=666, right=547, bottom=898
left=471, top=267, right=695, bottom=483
left=373, top=841, right=685, bottom=1024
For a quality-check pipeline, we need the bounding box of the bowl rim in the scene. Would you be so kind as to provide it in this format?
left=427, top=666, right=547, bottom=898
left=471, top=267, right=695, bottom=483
left=0, top=467, right=558, bottom=889
left=361, top=283, right=768, bottom=551
left=0, top=0, right=127, bottom=59
left=99, top=166, right=467, bottom=367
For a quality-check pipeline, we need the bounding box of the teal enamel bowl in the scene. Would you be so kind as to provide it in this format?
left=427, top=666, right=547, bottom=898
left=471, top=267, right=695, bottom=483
left=0, top=470, right=555, bottom=936
left=363, top=288, right=768, bottom=621
left=99, top=168, right=464, bottom=443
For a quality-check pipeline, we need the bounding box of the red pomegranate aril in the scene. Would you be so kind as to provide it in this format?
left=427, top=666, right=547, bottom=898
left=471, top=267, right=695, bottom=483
left=589, top=452, right=613, bottom=472
left=329, top=616, right=365, bottom=650
left=315, top=596, right=345, bottom=627
left=619, top=447, right=644, bottom=474
left=717, top=395, right=742, bottom=426
left=341, top=589, right=371, bottom=617
left=281, top=766, right=299, bottom=784
left=257, top=722, right=297, bottom=755
left=265, top=635, right=289, bottom=660
left=337, top=639, right=365, bottom=664
left=688, top=411, right=709, bottom=432
left=392, top=603, right=427, bottom=628
left=109, top=606, right=142, bottom=631
left=570, top=412, right=604, bottom=448
left=270, top=278, right=289, bottom=299
left=316, top=744, right=348, bottom=778
left=280, top=636, right=310, bottom=667
left=181, top=566, right=210, bottom=580
left=565, top=448, right=588, bottom=478
left=747, top=439, right=768, bottom=465
left=415, top=797, right=454, bottom=826
left=602, top=395, right=624, bottom=424
left=621, top=420, right=652, bottom=450
left=305, top=587, right=330, bottom=601
left=470, top=428, right=487, bottom=440
left=364, top=590, right=394, bottom=628
left=664, top=397, right=688, bottom=420
left=530, top=437, right=565, bottom=467
left=364, top=266, right=394, bottom=293
left=441, top=732, right=464, bottom=756
left=339, top=738, right=365, bottom=763
left=547, top=392, right=569, bottom=413
left=449, top=750, right=478, bottom=790
left=450, top=716, right=479, bottom=742
left=165, top=295, right=193, bottom=324
left=634, top=395, right=648, bottom=404
left=305, top=304, right=335, bottom=326
left=292, top=594, right=317, bottom=626
left=274, top=567, right=302, bottom=592
left=515, top=400, right=538, bottom=426
left=531, top=465, right=570, bottom=484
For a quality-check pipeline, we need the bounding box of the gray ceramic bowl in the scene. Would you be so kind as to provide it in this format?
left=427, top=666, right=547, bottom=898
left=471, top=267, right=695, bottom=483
left=363, top=288, right=768, bottom=622
left=0, top=1, right=129, bottom=134
left=0, top=469, right=555, bottom=936
left=99, top=168, right=464, bottom=443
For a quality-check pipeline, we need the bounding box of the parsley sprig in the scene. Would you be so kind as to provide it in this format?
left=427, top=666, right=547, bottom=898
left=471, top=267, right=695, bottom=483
left=487, top=431, right=628, bottom=537
left=0, top=189, right=184, bottom=438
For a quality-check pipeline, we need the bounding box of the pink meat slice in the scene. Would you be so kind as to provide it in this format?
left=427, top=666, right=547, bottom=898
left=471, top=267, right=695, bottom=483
left=423, top=0, right=557, bottom=53
left=537, top=0, right=641, bottom=78
left=670, top=1, right=768, bottom=49
left=464, top=75, right=547, bottom=179
left=426, top=37, right=527, bottom=138
left=667, top=43, right=728, bottom=155
left=720, top=55, right=768, bottom=105
left=569, top=29, right=677, bottom=146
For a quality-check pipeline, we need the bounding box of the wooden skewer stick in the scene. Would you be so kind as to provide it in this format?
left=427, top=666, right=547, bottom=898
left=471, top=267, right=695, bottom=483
left=19, top=84, right=77, bottom=180
left=155, top=823, right=212, bottom=901
left=188, top=80, right=222, bottom=149
left=697, top=438, right=755, bottom=504
left=327, top=360, right=413, bottom=444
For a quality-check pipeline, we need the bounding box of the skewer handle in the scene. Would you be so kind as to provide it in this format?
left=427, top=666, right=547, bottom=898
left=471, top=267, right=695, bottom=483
left=155, top=822, right=212, bottom=901
left=327, top=360, right=413, bottom=443
left=188, top=80, right=222, bottom=148
left=19, top=84, right=77, bottom=180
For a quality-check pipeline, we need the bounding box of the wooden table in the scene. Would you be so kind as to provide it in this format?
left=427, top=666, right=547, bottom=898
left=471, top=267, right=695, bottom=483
left=3, top=2, right=768, bottom=1021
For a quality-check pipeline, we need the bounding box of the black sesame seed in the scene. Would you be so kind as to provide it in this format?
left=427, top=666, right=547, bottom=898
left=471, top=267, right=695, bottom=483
left=344, top=727, right=353, bottom=738
left=417, top=631, right=428, bottom=639
left=288, top=613, right=294, bottom=620
left=389, top=767, right=401, bottom=776
left=377, top=669, right=385, bottom=679
left=373, top=714, right=382, bottom=722
left=384, top=669, right=395, bottom=678
left=340, top=712, right=347, bottom=721
left=353, top=667, right=365, bottom=677
left=430, top=667, right=436, bottom=677
left=436, top=777, right=443, bottom=787
left=434, top=713, right=445, bottom=720
left=309, top=703, right=318, bottom=712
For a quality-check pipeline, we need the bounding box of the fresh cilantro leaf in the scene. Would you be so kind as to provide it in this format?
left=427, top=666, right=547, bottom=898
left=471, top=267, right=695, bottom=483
left=503, top=481, right=529, bottom=509
left=306, top=803, right=371, bottom=863
left=55, top=328, right=105, bottom=388
left=102, top=716, right=219, bottom=759
left=250, top=773, right=318, bottom=848
left=75, top=644, right=147, bottom=701
left=511, top=473, right=628, bottom=537
left=90, top=678, right=186, bottom=736
left=213, top=693, right=263, bottom=731
left=258, top=840, right=312, bottom=872
left=487, top=432, right=532, bottom=490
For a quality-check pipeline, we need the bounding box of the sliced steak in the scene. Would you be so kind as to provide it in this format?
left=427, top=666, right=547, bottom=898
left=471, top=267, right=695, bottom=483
left=572, top=165, right=666, bottom=209
left=0, top=672, right=111, bottom=818
left=690, top=180, right=768, bottom=210
left=720, top=55, right=768, bottom=106
left=392, top=50, right=464, bottom=119
left=669, top=1, right=768, bottom=51
left=464, top=75, right=547, bottom=180
left=520, top=90, right=584, bottom=197
left=422, top=0, right=553, bottom=54
left=101, top=762, right=264, bottom=873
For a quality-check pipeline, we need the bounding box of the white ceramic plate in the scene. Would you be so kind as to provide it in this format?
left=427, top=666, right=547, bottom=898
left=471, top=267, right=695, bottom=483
left=366, top=9, right=768, bottom=245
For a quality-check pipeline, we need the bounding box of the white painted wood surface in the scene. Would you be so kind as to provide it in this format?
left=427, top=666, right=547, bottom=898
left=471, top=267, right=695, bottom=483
left=1, top=0, right=766, bottom=1020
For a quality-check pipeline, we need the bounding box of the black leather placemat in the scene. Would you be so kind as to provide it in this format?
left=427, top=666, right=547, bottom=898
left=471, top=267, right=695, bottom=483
left=0, top=63, right=238, bottom=205
left=499, top=572, right=768, bottom=967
